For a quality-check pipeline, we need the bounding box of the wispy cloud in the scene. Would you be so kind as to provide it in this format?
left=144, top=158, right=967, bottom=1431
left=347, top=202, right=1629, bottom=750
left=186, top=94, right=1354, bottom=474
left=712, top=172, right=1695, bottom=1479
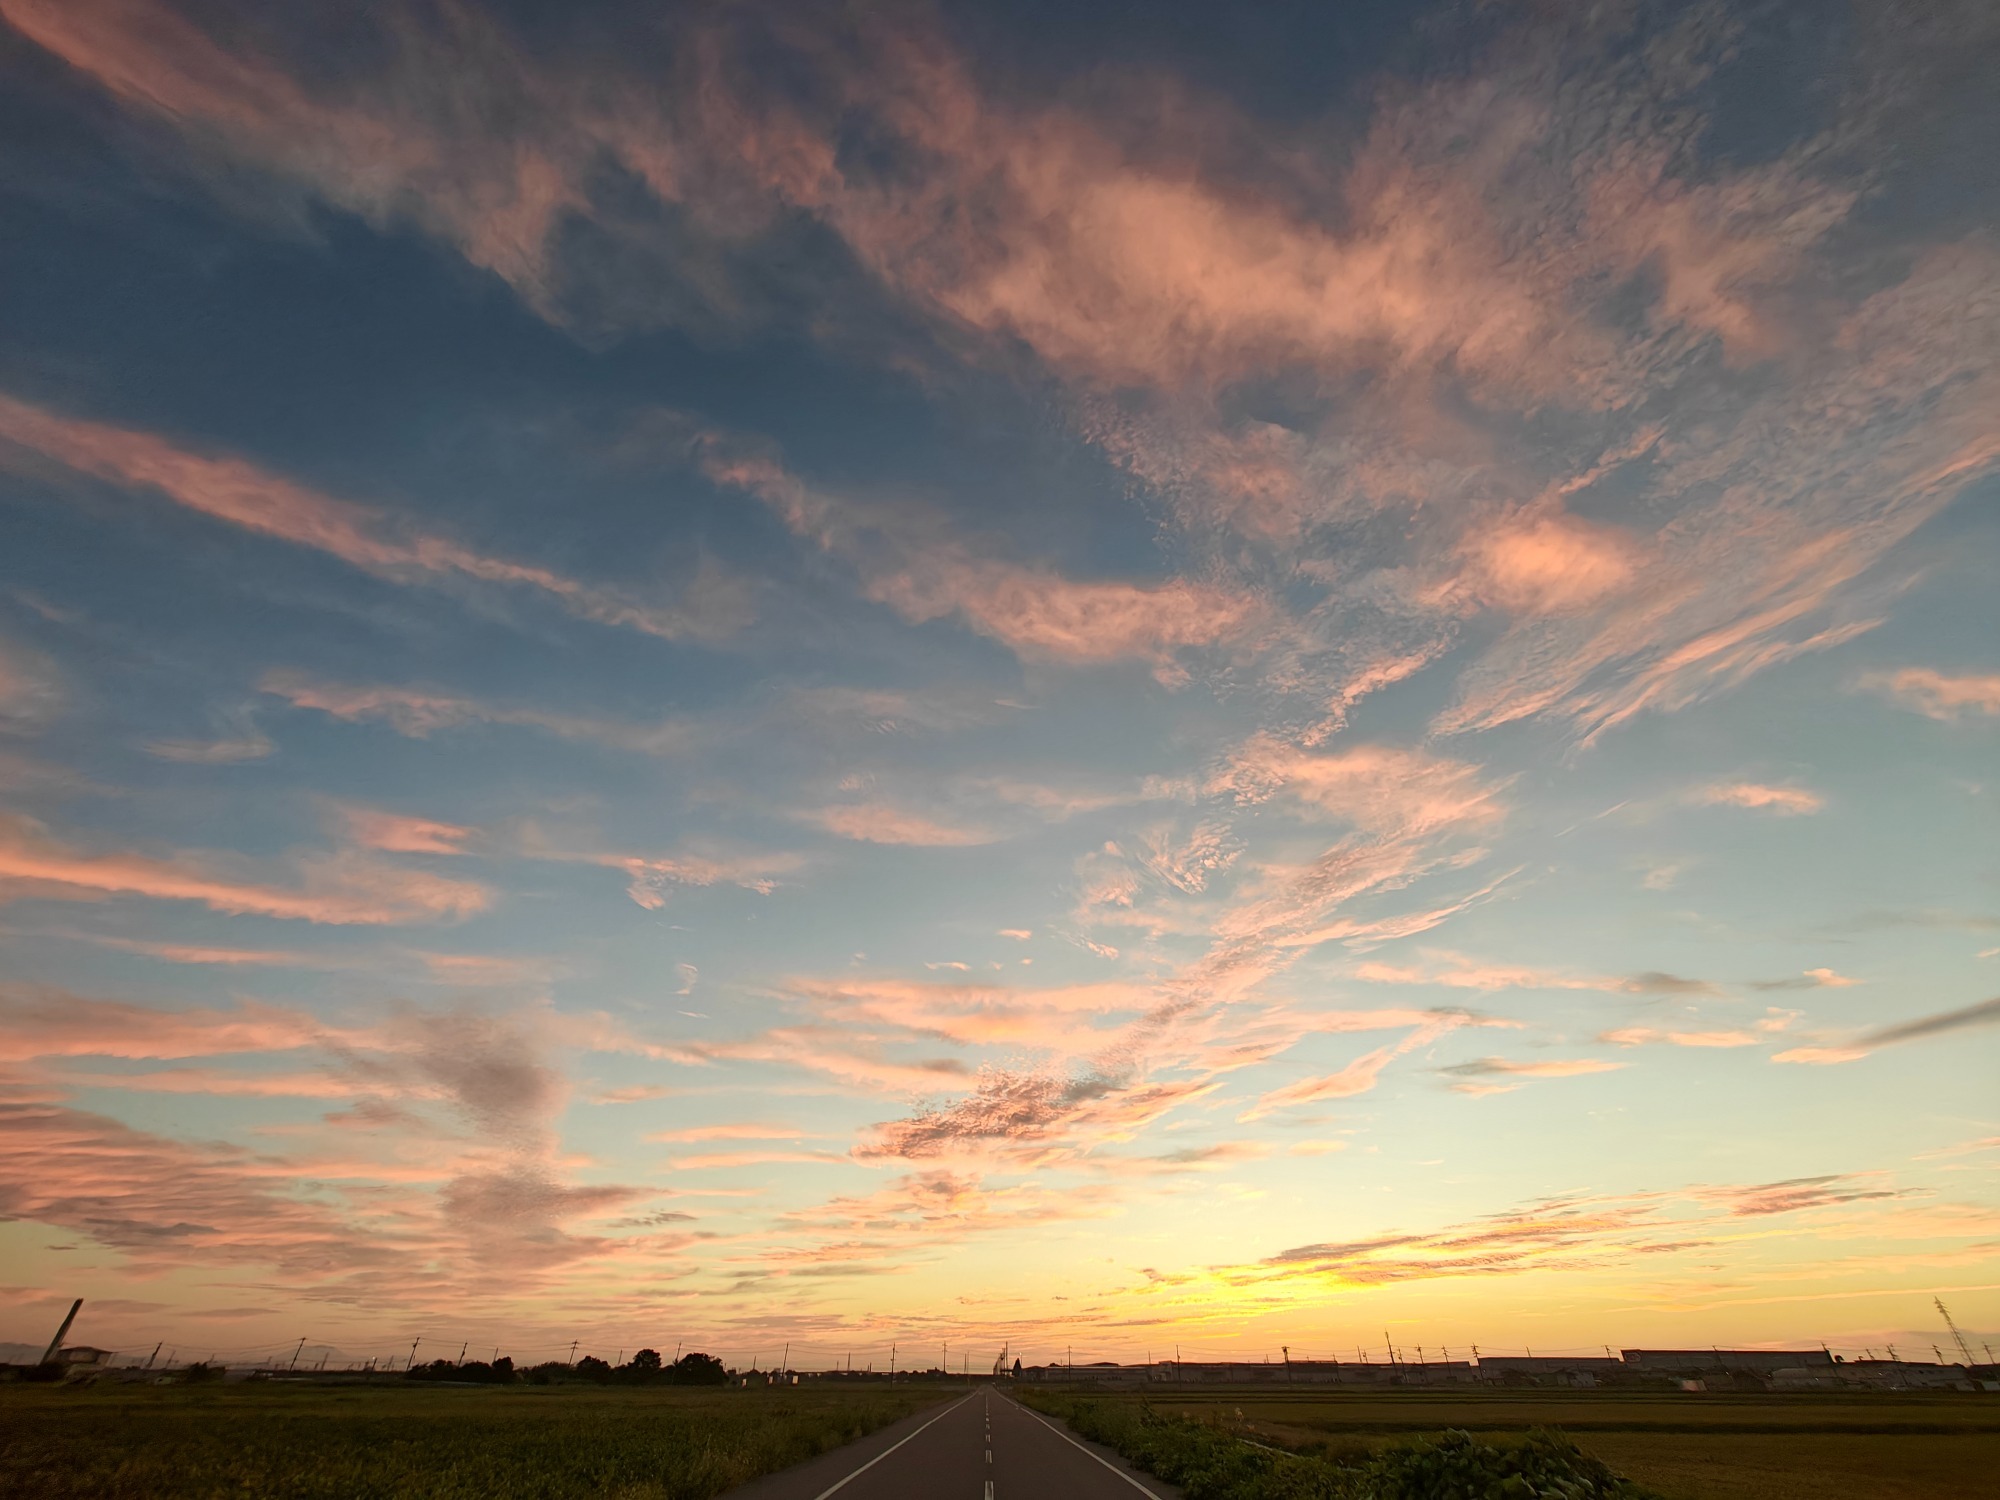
left=1688, top=782, right=1825, bottom=816
left=0, top=811, right=489, bottom=924
left=262, top=671, right=699, bottom=754
left=794, top=802, right=996, bottom=848
left=1857, top=667, right=2000, bottom=721
left=692, top=437, right=1261, bottom=678
left=0, top=394, right=748, bottom=640
left=1601, top=1010, right=1796, bottom=1050
left=1774, top=994, right=2000, bottom=1065
left=335, top=806, right=475, bottom=856
left=1438, top=1056, right=1626, bottom=1096
left=1751, top=968, right=1859, bottom=992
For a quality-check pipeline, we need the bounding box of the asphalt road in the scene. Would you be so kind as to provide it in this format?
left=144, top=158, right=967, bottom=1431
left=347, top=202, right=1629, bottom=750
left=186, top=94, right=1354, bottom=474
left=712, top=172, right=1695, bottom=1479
left=727, top=1386, right=1184, bottom=1500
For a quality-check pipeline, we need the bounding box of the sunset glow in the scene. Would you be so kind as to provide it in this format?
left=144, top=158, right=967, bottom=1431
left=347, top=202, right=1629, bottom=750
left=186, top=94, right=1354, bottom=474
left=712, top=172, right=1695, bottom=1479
left=0, top=0, right=1994, bottom=1373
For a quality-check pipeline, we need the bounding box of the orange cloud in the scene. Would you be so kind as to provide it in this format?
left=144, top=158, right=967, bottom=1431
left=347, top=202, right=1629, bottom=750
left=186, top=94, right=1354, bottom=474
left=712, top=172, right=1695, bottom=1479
left=0, top=394, right=747, bottom=640
left=1858, top=667, right=2000, bottom=721
left=0, top=812, right=489, bottom=924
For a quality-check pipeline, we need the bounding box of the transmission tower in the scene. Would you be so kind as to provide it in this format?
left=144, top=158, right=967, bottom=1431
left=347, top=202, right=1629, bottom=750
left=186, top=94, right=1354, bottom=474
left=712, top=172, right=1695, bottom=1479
left=1934, top=1297, right=1975, bottom=1365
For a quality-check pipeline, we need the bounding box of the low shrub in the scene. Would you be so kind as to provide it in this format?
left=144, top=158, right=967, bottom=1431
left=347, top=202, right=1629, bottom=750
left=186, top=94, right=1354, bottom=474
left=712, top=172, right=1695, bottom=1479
left=1026, top=1397, right=1661, bottom=1500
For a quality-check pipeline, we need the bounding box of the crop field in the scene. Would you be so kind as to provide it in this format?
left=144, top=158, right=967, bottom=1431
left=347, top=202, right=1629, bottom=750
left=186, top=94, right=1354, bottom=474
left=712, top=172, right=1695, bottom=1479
left=0, top=1380, right=950, bottom=1500
left=1035, top=1386, right=2000, bottom=1500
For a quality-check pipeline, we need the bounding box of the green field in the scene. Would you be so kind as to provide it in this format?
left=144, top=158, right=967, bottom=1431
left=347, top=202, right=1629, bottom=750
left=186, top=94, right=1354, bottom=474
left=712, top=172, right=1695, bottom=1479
left=0, top=1380, right=950, bottom=1500
left=1024, top=1386, right=2000, bottom=1500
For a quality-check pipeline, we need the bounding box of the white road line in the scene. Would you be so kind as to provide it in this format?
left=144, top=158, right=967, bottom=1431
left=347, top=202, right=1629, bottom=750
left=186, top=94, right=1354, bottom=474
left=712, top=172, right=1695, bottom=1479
left=983, top=1483, right=994, bottom=1500
left=809, top=1391, right=975, bottom=1500
left=1003, top=1396, right=1165, bottom=1499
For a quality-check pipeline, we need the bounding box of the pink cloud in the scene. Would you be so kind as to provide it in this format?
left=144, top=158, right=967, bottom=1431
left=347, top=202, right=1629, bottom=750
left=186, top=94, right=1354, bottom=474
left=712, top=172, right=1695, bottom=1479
left=261, top=671, right=699, bottom=754
left=1688, top=782, right=1824, bottom=815
left=1858, top=667, right=2000, bottom=721
left=1240, top=1013, right=1473, bottom=1120
left=1239, top=1044, right=1401, bottom=1118
left=1438, top=1056, right=1626, bottom=1095
left=1355, top=956, right=1624, bottom=993
left=795, top=802, right=995, bottom=848
left=646, top=1123, right=812, bottom=1144
left=337, top=806, right=474, bottom=855
left=1450, top=508, right=1640, bottom=616
left=0, top=394, right=747, bottom=640
left=694, top=439, right=1260, bottom=676
left=1773, top=994, right=2000, bottom=1066
left=0, top=992, right=331, bottom=1061
left=1211, top=737, right=1507, bottom=837
left=0, top=812, right=489, bottom=924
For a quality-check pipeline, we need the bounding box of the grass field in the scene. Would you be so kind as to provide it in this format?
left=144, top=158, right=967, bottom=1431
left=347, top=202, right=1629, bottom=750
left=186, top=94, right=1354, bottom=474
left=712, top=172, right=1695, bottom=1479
left=0, top=1380, right=950, bottom=1499
left=1033, top=1386, right=2000, bottom=1500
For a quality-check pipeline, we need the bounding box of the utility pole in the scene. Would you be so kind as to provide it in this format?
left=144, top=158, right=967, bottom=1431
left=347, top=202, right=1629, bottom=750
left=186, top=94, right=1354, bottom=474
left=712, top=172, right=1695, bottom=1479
left=1283, top=1345, right=1292, bottom=1383
left=783, top=1342, right=790, bottom=1373
left=460, top=1342, right=469, bottom=1365
left=1935, top=1298, right=1975, bottom=1365
left=40, top=1299, right=83, bottom=1366
left=144, top=1342, right=162, bottom=1371
left=569, top=1340, right=579, bottom=1367
left=889, top=1344, right=896, bottom=1382
left=409, top=1337, right=421, bottom=1371
left=289, top=1337, right=306, bottom=1371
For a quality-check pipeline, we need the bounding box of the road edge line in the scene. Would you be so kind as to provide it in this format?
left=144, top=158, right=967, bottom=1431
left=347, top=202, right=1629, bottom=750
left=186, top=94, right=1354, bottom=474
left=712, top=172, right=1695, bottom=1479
left=1002, top=1394, right=1166, bottom=1499
left=810, top=1389, right=977, bottom=1500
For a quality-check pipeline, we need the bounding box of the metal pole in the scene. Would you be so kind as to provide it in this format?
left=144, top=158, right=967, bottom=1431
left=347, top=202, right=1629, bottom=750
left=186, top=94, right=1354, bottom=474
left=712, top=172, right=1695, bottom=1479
left=40, top=1299, right=83, bottom=1366
left=290, top=1337, right=306, bottom=1371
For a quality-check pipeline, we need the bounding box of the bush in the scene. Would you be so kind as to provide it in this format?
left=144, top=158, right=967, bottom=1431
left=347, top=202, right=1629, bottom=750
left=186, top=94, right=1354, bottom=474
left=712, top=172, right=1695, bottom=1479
left=1354, top=1429, right=1659, bottom=1499
left=1028, top=1398, right=1662, bottom=1500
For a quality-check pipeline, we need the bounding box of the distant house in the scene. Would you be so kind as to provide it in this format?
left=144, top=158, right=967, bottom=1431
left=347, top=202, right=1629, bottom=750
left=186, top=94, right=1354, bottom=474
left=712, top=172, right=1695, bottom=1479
left=58, top=1347, right=111, bottom=1370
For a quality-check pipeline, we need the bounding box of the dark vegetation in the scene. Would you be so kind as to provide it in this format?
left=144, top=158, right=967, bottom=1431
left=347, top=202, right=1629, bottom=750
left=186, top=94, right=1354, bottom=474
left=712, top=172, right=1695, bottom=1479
left=0, top=1381, right=947, bottom=1499
left=1024, top=1393, right=1662, bottom=1499
left=1023, top=1388, right=2000, bottom=1500
left=402, top=1349, right=730, bottom=1385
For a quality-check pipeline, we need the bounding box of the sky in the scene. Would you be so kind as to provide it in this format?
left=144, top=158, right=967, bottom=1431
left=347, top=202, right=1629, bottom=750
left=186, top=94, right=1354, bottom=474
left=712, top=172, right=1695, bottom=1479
left=0, top=0, right=1996, bottom=1373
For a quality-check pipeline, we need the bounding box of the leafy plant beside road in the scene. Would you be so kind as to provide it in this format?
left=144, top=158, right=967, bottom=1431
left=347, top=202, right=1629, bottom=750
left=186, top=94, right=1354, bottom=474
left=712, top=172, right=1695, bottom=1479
left=1022, top=1393, right=1664, bottom=1500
